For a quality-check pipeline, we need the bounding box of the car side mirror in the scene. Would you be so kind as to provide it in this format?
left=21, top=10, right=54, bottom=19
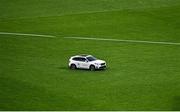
left=85, top=60, right=88, bottom=63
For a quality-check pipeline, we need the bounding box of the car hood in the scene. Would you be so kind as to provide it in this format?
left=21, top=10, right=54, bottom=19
left=92, top=59, right=105, bottom=64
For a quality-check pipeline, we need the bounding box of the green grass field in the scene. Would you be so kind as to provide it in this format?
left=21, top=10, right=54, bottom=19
left=0, top=0, right=180, bottom=110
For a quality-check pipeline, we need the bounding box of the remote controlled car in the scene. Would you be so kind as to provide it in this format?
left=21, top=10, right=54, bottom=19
left=69, top=54, right=106, bottom=71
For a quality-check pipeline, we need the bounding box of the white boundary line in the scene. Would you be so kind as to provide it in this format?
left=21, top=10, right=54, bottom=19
left=64, top=37, right=180, bottom=46
left=0, top=32, right=56, bottom=38
left=1, top=32, right=180, bottom=46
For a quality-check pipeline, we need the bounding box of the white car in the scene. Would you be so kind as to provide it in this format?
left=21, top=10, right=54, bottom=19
left=69, top=55, right=106, bottom=71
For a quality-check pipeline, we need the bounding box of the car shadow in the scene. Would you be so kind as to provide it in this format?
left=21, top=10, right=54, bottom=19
left=57, top=66, right=107, bottom=72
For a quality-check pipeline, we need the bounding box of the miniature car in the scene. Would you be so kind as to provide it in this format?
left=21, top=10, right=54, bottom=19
left=69, top=54, right=106, bottom=71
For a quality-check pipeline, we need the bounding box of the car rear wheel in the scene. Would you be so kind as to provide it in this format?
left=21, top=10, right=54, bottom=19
left=89, top=65, right=95, bottom=71
left=70, top=64, right=76, bottom=70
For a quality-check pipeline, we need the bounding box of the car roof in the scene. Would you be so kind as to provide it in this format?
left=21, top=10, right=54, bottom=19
left=72, top=54, right=92, bottom=58
left=79, top=54, right=89, bottom=57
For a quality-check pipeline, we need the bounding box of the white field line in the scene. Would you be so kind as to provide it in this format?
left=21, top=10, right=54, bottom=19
left=64, top=37, right=180, bottom=46
left=1, top=32, right=180, bottom=46
left=0, top=32, right=56, bottom=38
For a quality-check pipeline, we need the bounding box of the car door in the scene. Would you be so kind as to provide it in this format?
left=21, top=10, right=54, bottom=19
left=79, top=58, right=89, bottom=69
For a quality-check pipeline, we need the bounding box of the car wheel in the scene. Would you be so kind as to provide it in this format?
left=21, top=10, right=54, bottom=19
left=89, top=65, right=95, bottom=71
left=70, top=64, right=76, bottom=70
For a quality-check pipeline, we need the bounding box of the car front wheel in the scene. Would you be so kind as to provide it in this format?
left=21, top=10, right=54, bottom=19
left=89, top=65, right=95, bottom=71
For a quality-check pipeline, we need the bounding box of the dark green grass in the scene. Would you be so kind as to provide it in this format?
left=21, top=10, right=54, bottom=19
left=0, top=0, right=180, bottom=110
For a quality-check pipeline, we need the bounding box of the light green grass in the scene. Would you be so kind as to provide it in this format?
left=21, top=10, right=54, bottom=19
left=0, top=0, right=180, bottom=110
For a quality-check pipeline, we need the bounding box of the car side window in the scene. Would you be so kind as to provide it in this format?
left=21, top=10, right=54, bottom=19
left=72, top=57, right=86, bottom=62
left=72, top=57, right=80, bottom=61
left=81, top=58, right=86, bottom=62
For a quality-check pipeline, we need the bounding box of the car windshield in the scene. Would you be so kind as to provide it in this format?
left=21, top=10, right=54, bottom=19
left=87, top=56, right=97, bottom=61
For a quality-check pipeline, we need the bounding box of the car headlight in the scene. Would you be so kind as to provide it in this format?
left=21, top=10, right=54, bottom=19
left=95, top=63, right=100, bottom=65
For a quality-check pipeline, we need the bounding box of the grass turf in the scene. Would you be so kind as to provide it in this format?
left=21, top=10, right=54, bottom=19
left=0, top=0, right=180, bottom=110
